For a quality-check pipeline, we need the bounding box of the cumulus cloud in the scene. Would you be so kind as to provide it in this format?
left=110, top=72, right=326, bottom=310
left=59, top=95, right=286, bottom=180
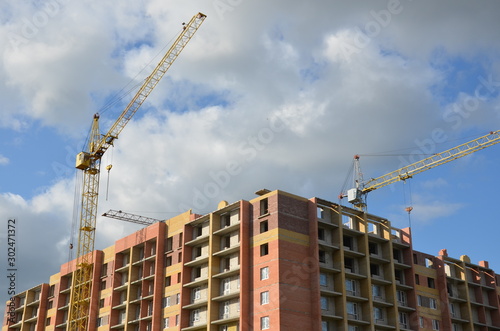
left=2, top=0, right=500, bottom=304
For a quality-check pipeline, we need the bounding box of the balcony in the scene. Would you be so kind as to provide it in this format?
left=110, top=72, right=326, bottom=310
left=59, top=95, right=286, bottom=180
left=212, top=266, right=241, bottom=279
left=181, top=323, right=208, bottom=331
left=185, top=234, right=210, bottom=247
left=213, top=222, right=240, bottom=236
left=212, top=291, right=240, bottom=302
left=182, top=299, right=208, bottom=310
left=184, top=256, right=209, bottom=268
left=183, top=277, right=209, bottom=288
left=213, top=244, right=240, bottom=257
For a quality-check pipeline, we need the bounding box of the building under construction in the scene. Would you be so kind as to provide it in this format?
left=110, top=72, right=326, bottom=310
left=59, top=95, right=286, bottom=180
left=3, top=189, right=500, bottom=331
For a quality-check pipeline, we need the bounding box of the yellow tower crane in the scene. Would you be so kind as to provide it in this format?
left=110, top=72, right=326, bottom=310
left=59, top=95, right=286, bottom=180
left=68, top=12, right=206, bottom=331
left=343, top=130, right=500, bottom=210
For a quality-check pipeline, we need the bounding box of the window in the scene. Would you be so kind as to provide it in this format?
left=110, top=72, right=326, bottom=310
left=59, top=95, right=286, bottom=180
left=346, top=279, right=356, bottom=295
left=346, top=302, right=358, bottom=319
left=121, top=272, right=128, bottom=285
left=193, top=287, right=201, bottom=300
left=260, top=267, right=269, bottom=280
left=393, top=249, right=402, bottom=263
left=449, top=303, right=456, bottom=317
left=175, top=315, right=179, bottom=326
left=101, top=263, right=108, bottom=277
left=260, top=199, right=269, bottom=216
left=166, top=237, right=173, bottom=251
left=343, top=236, right=354, bottom=250
left=344, top=257, right=354, bottom=273
left=318, top=228, right=325, bottom=241
left=123, top=254, right=129, bottom=266
left=319, top=273, right=328, bottom=286
left=99, top=298, right=105, bottom=308
left=399, top=312, right=408, bottom=328
left=395, top=269, right=403, bottom=284
left=100, top=280, right=106, bottom=290
left=419, top=317, right=425, bottom=328
left=432, top=319, right=440, bottom=330
left=370, top=263, right=380, bottom=277
left=194, top=246, right=202, bottom=258
left=163, top=296, right=171, bottom=308
left=222, top=236, right=231, bottom=249
left=369, top=242, right=378, bottom=255
left=194, top=226, right=203, bottom=238
left=260, top=243, right=269, bottom=256
left=48, top=300, right=53, bottom=309
left=165, top=276, right=171, bottom=287
left=425, top=258, right=433, bottom=268
left=372, top=284, right=382, bottom=299
left=220, top=326, right=228, bottom=331
left=192, top=309, right=200, bottom=322
left=178, top=251, right=182, bottom=263
left=319, top=250, right=326, bottom=263
left=163, top=317, right=169, bottom=329
left=260, top=291, right=269, bottom=305
left=428, top=277, right=435, bottom=289
left=348, top=326, right=358, bottom=331
left=194, top=267, right=201, bottom=279
left=46, top=317, right=51, bottom=326
left=222, top=301, right=230, bottom=317
left=221, top=214, right=230, bottom=228
left=317, top=207, right=324, bottom=219
left=165, top=256, right=172, bottom=267
left=397, top=290, right=407, bottom=305
left=119, top=310, right=126, bottom=323
left=97, top=317, right=103, bottom=327
left=260, top=316, right=270, bottom=330
left=415, top=274, right=420, bottom=285
left=418, top=295, right=437, bottom=309
left=222, top=257, right=230, bottom=271
left=260, top=220, right=268, bottom=233
left=320, top=296, right=328, bottom=310
left=222, top=278, right=230, bottom=295
left=48, top=285, right=55, bottom=297
left=175, top=293, right=180, bottom=305
left=321, top=320, right=329, bottom=331
left=177, top=272, right=181, bottom=283
left=374, top=307, right=383, bottom=321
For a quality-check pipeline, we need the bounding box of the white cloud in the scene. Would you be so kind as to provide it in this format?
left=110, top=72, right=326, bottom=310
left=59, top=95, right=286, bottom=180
left=2, top=0, right=500, bottom=305
left=0, top=154, right=9, bottom=165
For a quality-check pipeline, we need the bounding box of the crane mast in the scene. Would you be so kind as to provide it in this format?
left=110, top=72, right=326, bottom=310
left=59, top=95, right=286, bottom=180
left=346, top=130, right=500, bottom=209
left=68, top=12, right=206, bottom=331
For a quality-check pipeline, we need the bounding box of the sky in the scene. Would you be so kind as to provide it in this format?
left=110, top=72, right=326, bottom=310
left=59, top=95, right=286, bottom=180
left=1, top=0, right=500, bottom=306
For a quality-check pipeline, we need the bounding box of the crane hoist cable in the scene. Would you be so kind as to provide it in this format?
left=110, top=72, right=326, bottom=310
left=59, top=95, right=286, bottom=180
left=67, top=13, right=206, bottom=331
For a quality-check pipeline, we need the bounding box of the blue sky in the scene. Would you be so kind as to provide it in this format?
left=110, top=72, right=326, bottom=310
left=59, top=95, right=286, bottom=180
left=1, top=0, right=500, bottom=306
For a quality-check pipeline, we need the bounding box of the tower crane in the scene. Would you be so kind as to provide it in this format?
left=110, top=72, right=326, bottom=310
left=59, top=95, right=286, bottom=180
left=342, top=130, right=500, bottom=210
left=68, top=12, right=206, bottom=331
